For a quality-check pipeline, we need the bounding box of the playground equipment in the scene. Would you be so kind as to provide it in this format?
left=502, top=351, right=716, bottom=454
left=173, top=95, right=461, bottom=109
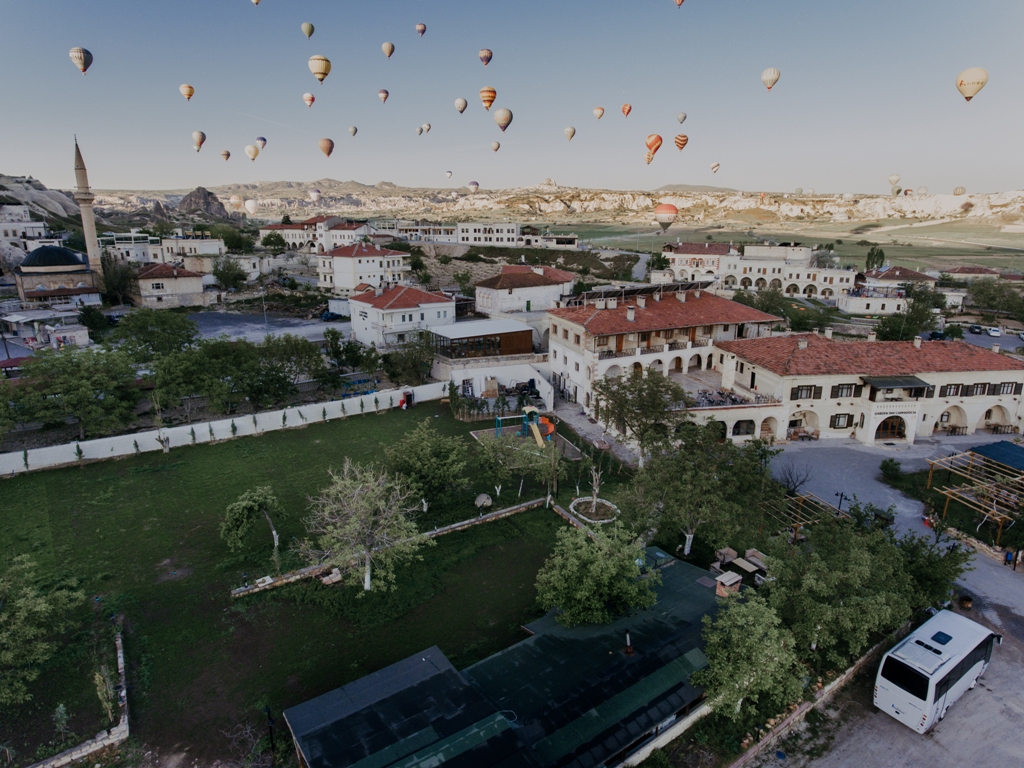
left=495, top=406, right=554, bottom=447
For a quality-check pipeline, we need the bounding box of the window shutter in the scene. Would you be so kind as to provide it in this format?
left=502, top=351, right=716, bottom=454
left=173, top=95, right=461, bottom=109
left=939, top=385, right=949, bottom=397
left=1015, top=383, right=1023, bottom=395
left=829, top=414, right=838, bottom=429
left=925, top=386, right=936, bottom=399
left=830, top=385, right=840, bottom=399
left=854, top=385, right=863, bottom=398
left=790, top=387, right=800, bottom=401
left=812, top=386, right=823, bottom=400
left=988, top=383, right=1000, bottom=396
left=961, top=384, right=972, bottom=398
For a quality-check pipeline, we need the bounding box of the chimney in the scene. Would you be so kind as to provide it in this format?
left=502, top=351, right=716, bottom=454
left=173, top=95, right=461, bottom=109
left=375, top=286, right=384, bottom=297
left=626, top=306, right=636, bottom=322
left=653, top=292, right=661, bottom=301
left=694, top=290, right=700, bottom=298
left=993, top=343, right=1000, bottom=354
left=531, top=265, right=544, bottom=276
left=594, top=299, right=606, bottom=309
left=636, top=296, right=646, bottom=308
left=608, top=298, right=618, bottom=309
left=705, top=242, right=709, bottom=249
left=913, top=336, right=922, bottom=349
left=797, top=339, right=808, bottom=350
left=812, top=328, right=819, bottom=336
left=375, top=244, right=380, bottom=251
left=824, top=327, right=833, bottom=340
left=676, top=291, right=686, bottom=303
left=867, top=331, right=877, bottom=342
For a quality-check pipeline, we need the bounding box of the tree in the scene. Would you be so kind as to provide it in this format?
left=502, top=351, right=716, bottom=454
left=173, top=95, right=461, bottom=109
left=109, top=308, right=199, bottom=364
left=893, top=531, right=973, bottom=611
left=261, top=232, right=287, bottom=252
left=865, top=246, right=885, bottom=271
left=476, top=433, right=534, bottom=494
left=592, top=368, right=690, bottom=466
left=535, top=523, right=661, bottom=627
left=77, top=305, right=109, bottom=342
left=221, top=486, right=285, bottom=572
left=0, top=555, right=85, bottom=706
left=648, top=252, right=670, bottom=272
left=0, top=379, right=15, bottom=448
left=213, top=226, right=256, bottom=254
left=943, top=324, right=964, bottom=340
left=968, top=277, right=1023, bottom=317
left=261, top=333, right=327, bottom=387
left=280, top=214, right=293, bottom=225
left=360, top=344, right=382, bottom=377
left=322, top=327, right=345, bottom=370
left=19, top=348, right=140, bottom=440
left=691, top=594, right=803, bottom=721
left=100, top=254, right=138, bottom=305
left=775, top=459, right=813, bottom=496
left=452, top=270, right=474, bottom=295
left=874, top=291, right=937, bottom=341
left=381, top=333, right=435, bottom=386
left=94, top=665, right=116, bottom=724
left=788, top=305, right=838, bottom=333
left=213, top=258, right=248, bottom=290
left=385, top=419, right=467, bottom=504
left=153, top=347, right=211, bottom=423
left=297, top=459, right=431, bottom=592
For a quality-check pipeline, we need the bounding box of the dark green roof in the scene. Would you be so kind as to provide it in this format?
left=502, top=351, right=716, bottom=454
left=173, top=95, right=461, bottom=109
left=19, top=246, right=86, bottom=269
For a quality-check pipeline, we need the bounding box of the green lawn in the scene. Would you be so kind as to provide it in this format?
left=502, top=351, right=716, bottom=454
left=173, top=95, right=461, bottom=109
left=0, top=405, right=607, bottom=760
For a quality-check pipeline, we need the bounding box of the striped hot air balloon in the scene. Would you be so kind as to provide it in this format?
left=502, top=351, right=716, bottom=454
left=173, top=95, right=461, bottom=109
left=221, top=150, right=230, bottom=161
left=303, top=93, right=315, bottom=108
left=646, top=134, right=663, bottom=157
left=468, top=182, right=480, bottom=193
left=494, top=108, right=513, bottom=132
left=480, top=87, right=497, bottom=110
left=761, top=67, right=781, bottom=91
left=711, top=162, right=720, bottom=173
left=69, top=47, right=93, bottom=74
left=674, top=134, right=689, bottom=151
left=954, top=186, right=966, bottom=196
left=378, top=89, right=389, bottom=104
left=308, top=55, right=331, bottom=83
left=621, top=104, right=632, bottom=117
left=654, top=204, right=678, bottom=231
left=319, top=138, right=335, bottom=158
left=179, top=84, right=194, bottom=101
left=479, top=49, right=493, bottom=66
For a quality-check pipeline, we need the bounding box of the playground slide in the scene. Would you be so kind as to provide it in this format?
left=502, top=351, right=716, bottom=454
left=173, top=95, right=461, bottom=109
left=529, top=422, right=545, bottom=447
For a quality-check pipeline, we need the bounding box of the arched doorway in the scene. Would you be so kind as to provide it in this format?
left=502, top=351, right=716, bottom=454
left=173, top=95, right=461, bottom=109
left=542, top=328, right=550, bottom=349
left=755, top=278, right=767, bottom=290
left=769, top=279, right=782, bottom=290
left=936, top=405, right=967, bottom=433
left=760, top=417, right=778, bottom=441
left=821, top=288, right=833, bottom=299
left=875, top=416, right=906, bottom=440
left=648, top=359, right=664, bottom=373
left=803, top=284, right=818, bottom=297
left=672, top=357, right=683, bottom=373
left=785, top=284, right=800, bottom=295
left=789, top=410, right=819, bottom=432
left=732, top=420, right=756, bottom=437
left=723, top=275, right=738, bottom=288
left=979, top=405, right=1011, bottom=432
left=740, top=277, right=753, bottom=288
left=632, top=362, right=643, bottom=373
left=604, top=364, right=623, bottom=379
left=687, top=356, right=702, bottom=373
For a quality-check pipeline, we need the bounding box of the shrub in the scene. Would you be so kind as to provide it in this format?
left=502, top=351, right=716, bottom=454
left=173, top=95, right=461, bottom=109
left=880, top=458, right=902, bottom=482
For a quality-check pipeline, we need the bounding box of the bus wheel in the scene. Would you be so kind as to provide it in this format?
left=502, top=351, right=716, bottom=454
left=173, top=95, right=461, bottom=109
left=939, top=707, right=948, bottom=721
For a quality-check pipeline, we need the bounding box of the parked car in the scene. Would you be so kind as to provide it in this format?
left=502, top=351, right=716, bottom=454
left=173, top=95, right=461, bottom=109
left=928, top=330, right=945, bottom=340
left=320, top=311, right=345, bottom=322
left=1018, top=331, right=1024, bottom=342
left=969, top=324, right=983, bottom=334
left=987, top=327, right=1002, bottom=337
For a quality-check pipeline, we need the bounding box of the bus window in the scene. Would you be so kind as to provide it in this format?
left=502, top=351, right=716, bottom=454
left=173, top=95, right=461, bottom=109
left=881, top=657, right=929, bottom=701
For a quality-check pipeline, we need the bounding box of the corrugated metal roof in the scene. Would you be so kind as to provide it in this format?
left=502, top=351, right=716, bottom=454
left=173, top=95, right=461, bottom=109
left=431, top=319, right=534, bottom=340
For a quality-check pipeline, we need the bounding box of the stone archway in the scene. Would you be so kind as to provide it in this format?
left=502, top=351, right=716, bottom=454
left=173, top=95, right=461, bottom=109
left=769, top=278, right=782, bottom=290
left=740, top=277, right=753, bottom=288
left=632, top=362, right=643, bottom=373
left=821, top=288, right=833, bottom=298
left=604, top=364, right=623, bottom=378
left=979, top=404, right=1011, bottom=432
left=755, top=278, right=768, bottom=291
left=803, top=284, right=818, bottom=297
left=875, top=416, right=907, bottom=440
left=687, top=355, right=702, bottom=373
left=542, top=328, right=550, bottom=349
left=785, top=284, right=800, bottom=295
left=938, top=405, right=967, bottom=431
left=672, top=357, right=683, bottom=373
left=790, top=410, right=819, bottom=432
left=648, top=358, right=664, bottom=373
left=760, top=417, right=778, bottom=441
left=732, top=420, right=756, bottom=437
left=723, top=275, right=738, bottom=288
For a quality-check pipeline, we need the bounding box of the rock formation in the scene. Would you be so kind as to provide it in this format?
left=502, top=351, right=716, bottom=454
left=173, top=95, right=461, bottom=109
left=175, top=187, right=228, bottom=218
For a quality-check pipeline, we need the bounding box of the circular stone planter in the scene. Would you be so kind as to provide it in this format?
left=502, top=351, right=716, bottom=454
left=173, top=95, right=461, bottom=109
left=570, top=497, right=620, bottom=524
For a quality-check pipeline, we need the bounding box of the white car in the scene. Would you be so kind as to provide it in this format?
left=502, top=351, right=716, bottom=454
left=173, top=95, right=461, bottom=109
left=987, top=327, right=1002, bottom=337
left=1018, top=331, right=1024, bottom=342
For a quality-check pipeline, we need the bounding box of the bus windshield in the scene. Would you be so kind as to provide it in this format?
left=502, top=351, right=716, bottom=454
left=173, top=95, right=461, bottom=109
left=881, top=657, right=929, bottom=701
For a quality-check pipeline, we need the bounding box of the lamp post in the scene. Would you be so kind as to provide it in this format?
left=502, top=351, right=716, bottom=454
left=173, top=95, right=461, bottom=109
left=835, top=491, right=846, bottom=512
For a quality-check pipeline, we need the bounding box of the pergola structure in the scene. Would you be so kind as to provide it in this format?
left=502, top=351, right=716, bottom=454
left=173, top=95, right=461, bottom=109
left=928, top=450, right=1022, bottom=546
left=761, top=494, right=848, bottom=538
left=926, top=450, right=1023, bottom=489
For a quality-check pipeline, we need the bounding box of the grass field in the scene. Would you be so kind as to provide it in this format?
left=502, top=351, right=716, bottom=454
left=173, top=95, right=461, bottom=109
left=0, top=404, right=626, bottom=760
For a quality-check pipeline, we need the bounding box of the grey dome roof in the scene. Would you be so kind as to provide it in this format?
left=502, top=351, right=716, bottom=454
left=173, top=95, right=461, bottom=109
left=20, top=246, right=87, bottom=269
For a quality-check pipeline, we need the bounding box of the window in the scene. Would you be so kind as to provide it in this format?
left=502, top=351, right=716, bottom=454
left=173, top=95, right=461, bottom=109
left=596, top=336, right=609, bottom=347
left=880, top=657, right=929, bottom=701
left=970, top=383, right=988, bottom=397
left=574, top=362, right=580, bottom=372
left=790, top=385, right=822, bottom=401
left=939, top=384, right=962, bottom=397
left=830, top=384, right=859, bottom=398
left=722, top=325, right=730, bottom=332
left=940, top=411, right=951, bottom=423
left=563, top=329, right=569, bottom=339
left=151, top=282, right=165, bottom=290
left=574, top=334, right=581, bottom=345
left=999, top=382, right=1016, bottom=395
left=865, top=303, right=871, bottom=310
left=830, top=413, right=853, bottom=429
left=701, top=326, right=713, bottom=335
left=420, top=313, right=424, bottom=321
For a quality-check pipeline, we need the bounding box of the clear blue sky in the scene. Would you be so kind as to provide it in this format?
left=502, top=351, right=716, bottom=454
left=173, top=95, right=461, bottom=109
left=0, top=0, right=1021, bottom=196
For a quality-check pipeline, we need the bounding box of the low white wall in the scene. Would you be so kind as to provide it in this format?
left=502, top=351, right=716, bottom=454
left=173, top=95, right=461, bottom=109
left=0, top=383, right=447, bottom=477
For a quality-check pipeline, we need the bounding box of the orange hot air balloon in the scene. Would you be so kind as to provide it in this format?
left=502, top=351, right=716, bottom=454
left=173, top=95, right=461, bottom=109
left=646, top=134, right=663, bottom=155
left=675, top=0, right=685, bottom=6
left=179, top=84, right=194, bottom=101
left=480, top=87, right=497, bottom=110
left=318, top=138, right=334, bottom=158
left=621, top=104, right=632, bottom=117
left=674, top=134, right=689, bottom=151
left=645, top=151, right=655, bottom=165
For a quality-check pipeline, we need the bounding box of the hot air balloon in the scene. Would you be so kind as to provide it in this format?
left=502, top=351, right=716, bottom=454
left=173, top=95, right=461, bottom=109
left=251, top=0, right=260, bottom=6
left=245, top=145, right=259, bottom=161
left=479, top=49, right=493, bottom=66
left=891, top=186, right=902, bottom=197
left=422, top=124, right=431, bottom=134
left=494, top=108, right=513, bottom=132
left=492, top=142, right=500, bottom=152
left=319, top=138, right=334, bottom=158
left=303, top=92, right=315, bottom=108
left=455, top=98, right=468, bottom=114
left=956, top=67, right=988, bottom=102
left=674, top=134, right=689, bottom=151
left=480, top=87, right=497, bottom=110
left=309, top=189, right=321, bottom=203
left=677, top=112, right=687, bottom=124
left=565, top=127, right=576, bottom=141
left=308, top=55, right=331, bottom=84
left=654, top=203, right=678, bottom=231
left=645, top=134, right=663, bottom=158
left=711, top=162, right=720, bottom=173
left=806, top=188, right=815, bottom=196
left=954, top=186, right=966, bottom=196
left=888, top=174, right=901, bottom=187
left=415, top=23, right=426, bottom=37
left=621, top=104, right=632, bottom=117
left=229, top=195, right=242, bottom=211
left=69, top=47, right=93, bottom=74
left=446, top=171, right=453, bottom=179
left=221, top=150, right=230, bottom=161
left=378, top=89, right=389, bottom=104
left=192, top=131, right=206, bottom=152
left=674, top=0, right=685, bottom=6
left=244, top=200, right=259, bottom=216
left=468, top=182, right=480, bottom=193
left=761, top=67, right=781, bottom=91
left=416, top=127, right=423, bottom=136
left=842, top=192, right=854, bottom=201
left=255, top=137, right=267, bottom=151
left=918, top=186, right=928, bottom=196
left=591, top=108, right=604, bottom=120
left=180, top=84, right=194, bottom=101
left=904, top=189, right=914, bottom=196
left=795, top=188, right=804, bottom=195
left=348, top=126, right=357, bottom=137
left=382, top=42, right=395, bottom=58
left=301, top=22, right=314, bottom=39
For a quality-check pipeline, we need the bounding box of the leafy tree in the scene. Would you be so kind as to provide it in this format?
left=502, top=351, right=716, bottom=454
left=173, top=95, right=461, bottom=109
left=437, top=255, right=452, bottom=265
left=535, top=523, right=661, bottom=627
left=968, top=277, right=1023, bottom=316
left=0, top=379, right=15, bottom=448
left=153, top=347, right=211, bottom=423
left=874, top=291, right=937, bottom=341
left=648, top=252, right=670, bottom=272
left=476, top=433, right=534, bottom=494
left=943, top=324, right=964, bottom=340
left=893, top=531, right=973, bottom=610
left=385, top=418, right=467, bottom=504
left=77, top=305, right=109, bottom=342
left=64, top=229, right=87, bottom=252
left=261, top=232, right=287, bottom=251
left=213, top=226, right=256, bottom=254
left=592, top=368, right=690, bottom=466
left=381, top=333, right=435, bottom=386
left=94, top=665, right=116, bottom=724
left=261, top=333, right=327, bottom=387
left=452, top=270, right=474, bottom=295
left=221, top=486, right=285, bottom=572
left=865, top=246, right=885, bottom=271
left=691, top=594, right=803, bottom=721
left=109, top=307, right=199, bottom=364
left=360, top=344, right=382, bottom=376
left=197, top=339, right=253, bottom=414
left=297, top=459, right=431, bottom=592
left=322, top=327, right=346, bottom=370
left=0, top=555, right=85, bottom=706
left=280, top=214, right=292, bottom=225
left=100, top=253, right=138, bottom=305
left=213, top=257, right=248, bottom=290
left=19, top=348, right=140, bottom=439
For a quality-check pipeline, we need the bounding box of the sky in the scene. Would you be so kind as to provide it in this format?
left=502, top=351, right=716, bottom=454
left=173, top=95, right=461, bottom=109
left=0, top=0, right=1022, bottom=196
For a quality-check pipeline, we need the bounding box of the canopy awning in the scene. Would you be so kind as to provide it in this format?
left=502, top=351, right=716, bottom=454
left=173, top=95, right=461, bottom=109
left=862, top=375, right=930, bottom=389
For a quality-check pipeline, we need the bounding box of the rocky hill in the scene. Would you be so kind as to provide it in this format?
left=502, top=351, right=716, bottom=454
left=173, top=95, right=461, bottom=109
left=0, top=174, right=81, bottom=220
left=176, top=186, right=228, bottom=218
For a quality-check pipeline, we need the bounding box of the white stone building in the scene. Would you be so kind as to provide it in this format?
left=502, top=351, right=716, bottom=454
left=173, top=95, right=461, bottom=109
left=152, top=230, right=226, bottom=263
left=259, top=216, right=377, bottom=252
left=458, top=222, right=521, bottom=244
left=349, top=285, right=455, bottom=348
left=317, top=243, right=410, bottom=295
left=475, top=266, right=576, bottom=314
left=0, top=204, right=66, bottom=255
left=133, top=263, right=218, bottom=309
left=98, top=232, right=162, bottom=263
left=373, top=220, right=458, bottom=244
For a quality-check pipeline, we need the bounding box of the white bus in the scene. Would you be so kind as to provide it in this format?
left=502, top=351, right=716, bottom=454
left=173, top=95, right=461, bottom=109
left=874, top=610, right=1000, bottom=733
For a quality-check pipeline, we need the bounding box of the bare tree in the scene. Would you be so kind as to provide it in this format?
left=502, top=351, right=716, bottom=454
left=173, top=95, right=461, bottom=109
left=297, top=459, right=432, bottom=592
left=775, top=459, right=813, bottom=497
left=221, top=722, right=273, bottom=768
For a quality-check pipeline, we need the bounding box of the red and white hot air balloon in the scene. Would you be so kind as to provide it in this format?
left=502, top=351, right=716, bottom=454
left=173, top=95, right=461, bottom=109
left=480, top=87, right=497, bottom=110
left=179, top=84, right=194, bottom=101
left=303, top=92, right=315, bottom=108
left=621, top=103, right=632, bottom=117
left=674, top=134, right=689, bottom=151
left=674, top=0, right=685, bottom=6
left=645, top=134, right=663, bottom=164
left=654, top=204, right=678, bottom=231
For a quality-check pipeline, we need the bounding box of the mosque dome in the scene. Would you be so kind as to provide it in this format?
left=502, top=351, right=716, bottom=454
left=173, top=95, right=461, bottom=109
left=19, top=246, right=87, bottom=269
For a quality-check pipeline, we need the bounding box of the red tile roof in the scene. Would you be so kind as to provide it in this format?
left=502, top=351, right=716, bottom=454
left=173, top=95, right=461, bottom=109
left=329, top=222, right=368, bottom=231
left=548, top=291, right=780, bottom=336
left=717, top=334, right=1024, bottom=377
left=476, top=266, right=576, bottom=290
left=944, top=266, right=1000, bottom=275
left=862, top=266, right=934, bottom=282
left=325, top=244, right=406, bottom=259
left=260, top=223, right=306, bottom=231
left=138, top=264, right=203, bottom=279
left=301, top=215, right=338, bottom=225
left=663, top=242, right=735, bottom=256
left=350, top=285, right=452, bottom=310
left=502, top=265, right=576, bottom=284
left=353, top=282, right=374, bottom=292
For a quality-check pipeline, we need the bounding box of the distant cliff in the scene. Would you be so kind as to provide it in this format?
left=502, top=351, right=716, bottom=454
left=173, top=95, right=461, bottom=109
left=175, top=187, right=228, bottom=218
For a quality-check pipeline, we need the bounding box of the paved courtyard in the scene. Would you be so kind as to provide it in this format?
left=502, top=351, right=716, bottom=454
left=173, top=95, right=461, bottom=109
left=188, top=310, right=349, bottom=344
